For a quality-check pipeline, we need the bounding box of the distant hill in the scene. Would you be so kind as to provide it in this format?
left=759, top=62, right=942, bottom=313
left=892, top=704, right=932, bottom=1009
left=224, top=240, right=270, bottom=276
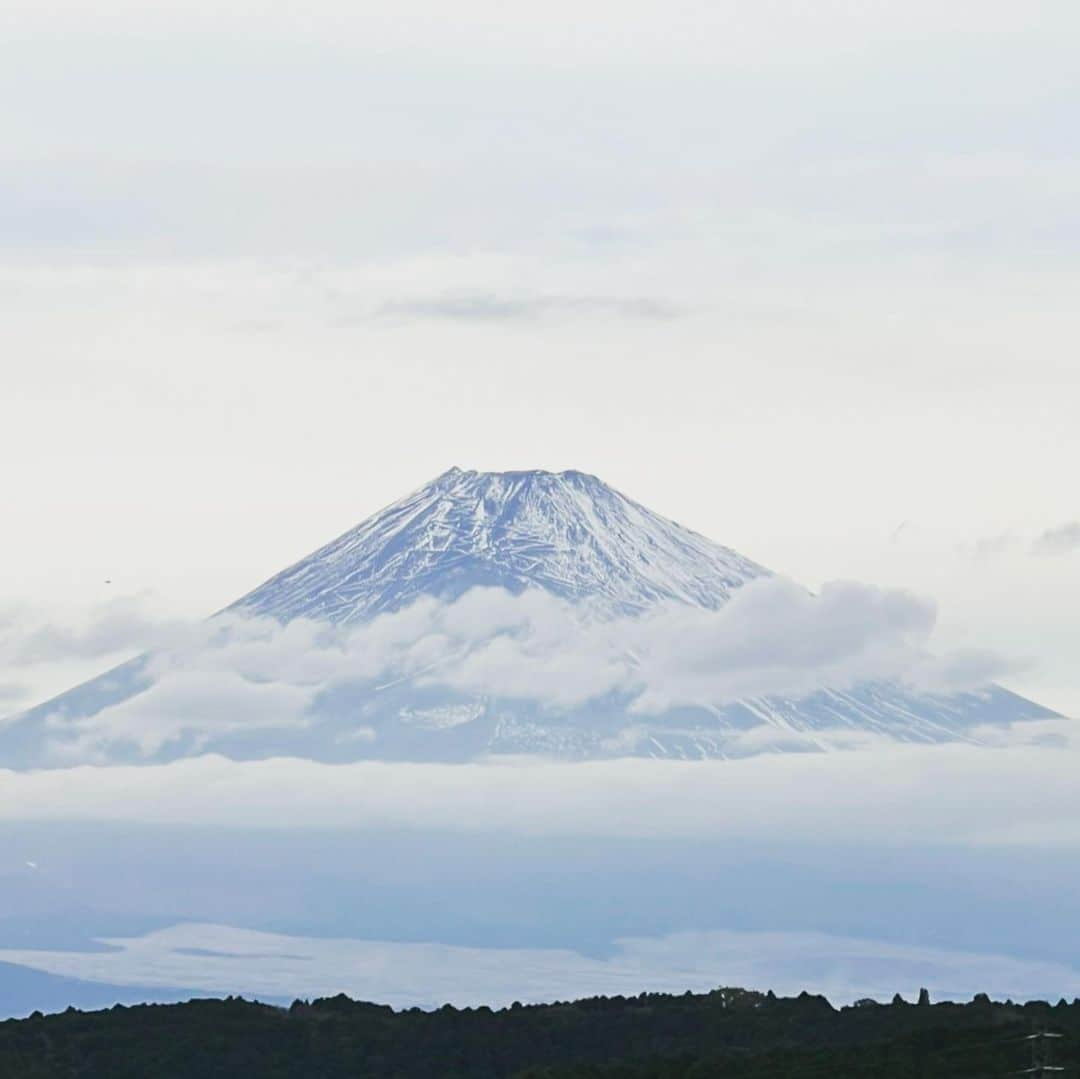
left=0, top=985, right=1075, bottom=1078
left=0, top=962, right=216, bottom=1022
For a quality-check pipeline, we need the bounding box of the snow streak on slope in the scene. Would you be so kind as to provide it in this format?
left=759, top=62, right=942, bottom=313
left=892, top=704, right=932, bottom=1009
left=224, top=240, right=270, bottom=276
left=229, top=468, right=768, bottom=623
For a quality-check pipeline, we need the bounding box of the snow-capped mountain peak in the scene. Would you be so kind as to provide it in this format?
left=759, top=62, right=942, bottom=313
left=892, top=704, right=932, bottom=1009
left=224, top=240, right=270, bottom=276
left=3, top=468, right=1056, bottom=768
left=229, top=468, right=769, bottom=624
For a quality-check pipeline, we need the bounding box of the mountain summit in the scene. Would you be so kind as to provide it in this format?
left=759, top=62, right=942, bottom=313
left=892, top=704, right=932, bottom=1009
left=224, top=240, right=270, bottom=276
left=3, top=469, right=1056, bottom=766
left=230, top=468, right=768, bottom=623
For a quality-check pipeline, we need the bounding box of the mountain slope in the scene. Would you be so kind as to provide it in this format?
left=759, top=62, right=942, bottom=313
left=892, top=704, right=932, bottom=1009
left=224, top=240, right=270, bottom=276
left=2, top=469, right=1057, bottom=766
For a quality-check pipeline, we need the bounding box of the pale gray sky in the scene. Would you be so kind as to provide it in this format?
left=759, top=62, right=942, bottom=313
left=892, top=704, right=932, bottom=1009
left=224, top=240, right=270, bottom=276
left=3, top=1, right=1078, bottom=712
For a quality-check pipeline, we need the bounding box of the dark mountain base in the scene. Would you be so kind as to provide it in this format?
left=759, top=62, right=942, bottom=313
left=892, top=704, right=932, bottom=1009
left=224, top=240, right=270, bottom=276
left=1, top=986, right=1076, bottom=1078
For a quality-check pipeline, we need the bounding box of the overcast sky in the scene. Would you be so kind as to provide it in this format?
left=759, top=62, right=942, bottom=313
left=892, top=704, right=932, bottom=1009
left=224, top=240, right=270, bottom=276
left=3, top=1, right=1078, bottom=713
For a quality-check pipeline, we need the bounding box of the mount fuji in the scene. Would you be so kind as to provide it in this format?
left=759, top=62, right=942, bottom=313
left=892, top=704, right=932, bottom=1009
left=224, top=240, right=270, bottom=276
left=229, top=467, right=769, bottom=622
left=2, top=468, right=1056, bottom=766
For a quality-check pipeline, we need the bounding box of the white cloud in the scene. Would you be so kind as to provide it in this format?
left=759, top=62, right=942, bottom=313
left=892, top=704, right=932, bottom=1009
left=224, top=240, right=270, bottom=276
left=0, top=920, right=1076, bottom=1008
left=33, top=582, right=1022, bottom=759
left=422, top=577, right=957, bottom=713
left=50, top=671, right=314, bottom=759
left=4, top=728, right=1080, bottom=846
left=959, top=522, right=1080, bottom=560
left=374, top=294, right=679, bottom=324
left=172, top=580, right=1010, bottom=710
left=0, top=595, right=189, bottom=665
left=910, top=647, right=1029, bottom=694
left=1032, top=521, right=1080, bottom=556
left=621, top=578, right=939, bottom=712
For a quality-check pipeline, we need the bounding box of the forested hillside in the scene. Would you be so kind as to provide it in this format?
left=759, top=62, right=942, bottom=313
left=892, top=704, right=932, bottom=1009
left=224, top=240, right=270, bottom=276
left=0, top=986, right=1075, bottom=1078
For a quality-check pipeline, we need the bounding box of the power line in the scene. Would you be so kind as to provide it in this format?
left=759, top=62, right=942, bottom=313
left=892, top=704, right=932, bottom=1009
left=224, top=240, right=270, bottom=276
left=1013, top=1027, right=1066, bottom=1076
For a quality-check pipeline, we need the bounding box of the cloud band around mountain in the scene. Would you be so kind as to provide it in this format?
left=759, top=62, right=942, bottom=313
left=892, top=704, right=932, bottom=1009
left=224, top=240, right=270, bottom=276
left=23, top=579, right=1024, bottom=760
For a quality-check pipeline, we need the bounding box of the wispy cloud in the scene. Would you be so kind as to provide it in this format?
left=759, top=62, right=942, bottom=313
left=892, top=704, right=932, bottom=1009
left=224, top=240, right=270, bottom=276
left=0, top=595, right=189, bottom=666
left=957, top=523, right=1080, bottom=560
left=373, top=293, right=680, bottom=324
left=958, top=532, right=1019, bottom=560
left=1032, top=521, right=1080, bottom=556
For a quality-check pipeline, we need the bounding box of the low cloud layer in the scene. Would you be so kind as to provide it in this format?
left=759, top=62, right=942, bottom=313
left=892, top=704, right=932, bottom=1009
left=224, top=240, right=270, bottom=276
left=2, top=921, right=1076, bottom=1009
left=4, top=725, right=1080, bottom=845
left=4, top=730, right=1080, bottom=1008
left=36, top=580, right=1022, bottom=758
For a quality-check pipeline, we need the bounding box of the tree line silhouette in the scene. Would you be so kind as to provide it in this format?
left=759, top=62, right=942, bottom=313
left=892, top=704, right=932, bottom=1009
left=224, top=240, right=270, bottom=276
left=0, top=985, right=1075, bottom=1077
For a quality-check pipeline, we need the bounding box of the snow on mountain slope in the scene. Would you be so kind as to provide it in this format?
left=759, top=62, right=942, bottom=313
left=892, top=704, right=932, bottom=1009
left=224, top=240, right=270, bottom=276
left=1, top=468, right=1058, bottom=767
left=228, top=468, right=769, bottom=622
